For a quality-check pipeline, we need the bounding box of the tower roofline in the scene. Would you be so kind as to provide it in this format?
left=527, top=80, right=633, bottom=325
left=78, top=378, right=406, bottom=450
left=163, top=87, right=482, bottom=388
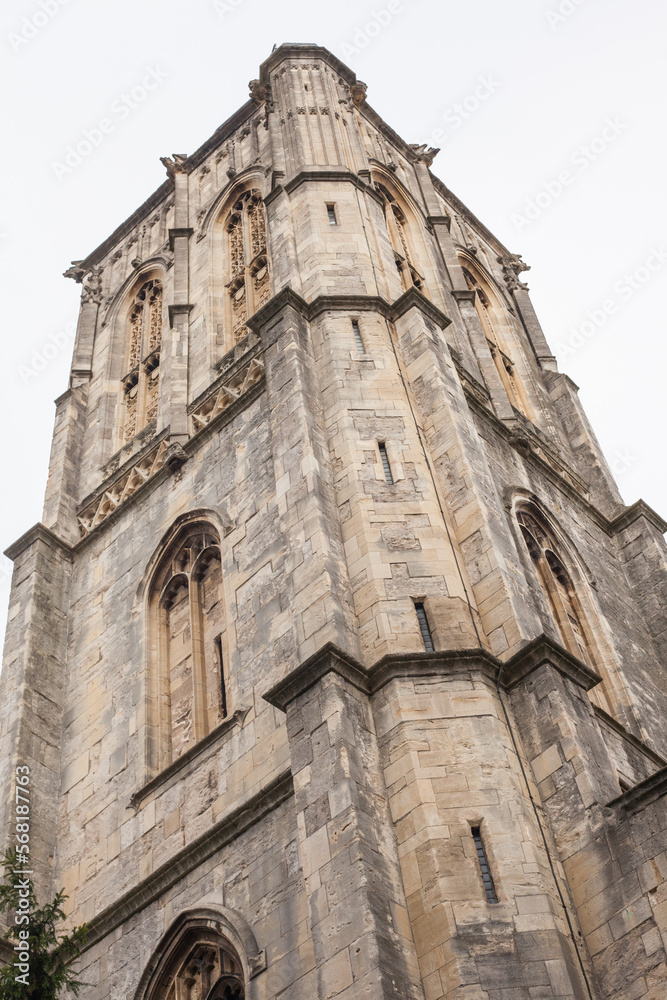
left=69, top=43, right=514, bottom=277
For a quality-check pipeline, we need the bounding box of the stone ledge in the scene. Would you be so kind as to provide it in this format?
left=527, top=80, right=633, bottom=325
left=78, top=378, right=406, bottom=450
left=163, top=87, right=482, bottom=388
left=284, top=167, right=373, bottom=197
left=608, top=765, right=667, bottom=815
left=264, top=642, right=502, bottom=712
left=390, top=285, right=452, bottom=329
left=369, top=647, right=499, bottom=693
left=265, top=638, right=603, bottom=714
left=4, top=522, right=72, bottom=562
left=501, top=634, right=602, bottom=692
left=246, top=284, right=453, bottom=340
left=83, top=769, right=293, bottom=951
left=609, top=499, right=667, bottom=536
left=264, top=643, right=368, bottom=711
left=130, top=705, right=250, bottom=808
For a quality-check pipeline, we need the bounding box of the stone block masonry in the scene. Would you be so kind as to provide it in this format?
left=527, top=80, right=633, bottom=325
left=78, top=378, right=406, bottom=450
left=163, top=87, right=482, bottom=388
left=1, top=42, right=666, bottom=1000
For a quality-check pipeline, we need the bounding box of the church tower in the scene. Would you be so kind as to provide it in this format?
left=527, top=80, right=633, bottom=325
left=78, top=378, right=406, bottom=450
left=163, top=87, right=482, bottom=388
left=2, top=44, right=667, bottom=1000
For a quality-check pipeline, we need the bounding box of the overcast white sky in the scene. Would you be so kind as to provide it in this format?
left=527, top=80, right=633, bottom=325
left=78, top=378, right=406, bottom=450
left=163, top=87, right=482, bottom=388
left=1, top=0, right=665, bottom=651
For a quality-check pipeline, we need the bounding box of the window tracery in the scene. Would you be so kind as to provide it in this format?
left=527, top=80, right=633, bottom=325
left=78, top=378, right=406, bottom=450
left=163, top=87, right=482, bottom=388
left=121, top=278, right=163, bottom=443
left=225, top=190, right=270, bottom=345
left=517, top=506, right=597, bottom=674
left=151, top=940, right=244, bottom=1000
left=462, top=266, right=529, bottom=417
left=149, top=523, right=228, bottom=769
left=377, top=184, right=425, bottom=293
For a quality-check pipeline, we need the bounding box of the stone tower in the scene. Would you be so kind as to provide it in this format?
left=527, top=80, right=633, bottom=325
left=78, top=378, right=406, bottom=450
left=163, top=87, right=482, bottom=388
left=1, top=43, right=666, bottom=1000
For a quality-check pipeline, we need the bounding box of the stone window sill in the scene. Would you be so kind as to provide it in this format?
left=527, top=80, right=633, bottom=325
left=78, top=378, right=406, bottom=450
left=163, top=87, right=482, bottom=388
left=130, top=705, right=250, bottom=808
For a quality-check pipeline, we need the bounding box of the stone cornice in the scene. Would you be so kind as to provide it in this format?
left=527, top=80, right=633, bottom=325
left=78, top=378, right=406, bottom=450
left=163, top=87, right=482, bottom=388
left=259, top=43, right=356, bottom=88
left=264, top=641, right=505, bottom=712
left=264, top=644, right=368, bottom=710
left=609, top=499, right=667, bottom=536
left=608, top=765, right=667, bottom=815
left=284, top=167, right=374, bottom=197
left=368, top=647, right=499, bottom=693
left=305, top=294, right=391, bottom=321
left=246, top=285, right=452, bottom=337
left=4, top=523, right=72, bottom=562
left=501, top=634, right=602, bottom=691
left=263, top=637, right=600, bottom=716
left=390, top=286, right=452, bottom=329
left=82, top=770, right=293, bottom=950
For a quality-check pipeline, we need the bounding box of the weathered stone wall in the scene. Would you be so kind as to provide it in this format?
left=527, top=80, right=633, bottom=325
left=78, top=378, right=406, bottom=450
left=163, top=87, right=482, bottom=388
left=0, top=42, right=665, bottom=1000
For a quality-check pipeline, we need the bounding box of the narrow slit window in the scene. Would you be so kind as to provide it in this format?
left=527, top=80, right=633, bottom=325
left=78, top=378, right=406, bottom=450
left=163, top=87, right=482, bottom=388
left=471, top=827, right=498, bottom=903
left=352, top=320, right=365, bottom=354
left=378, top=442, right=394, bottom=485
left=414, top=601, right=434, bottom=651
left=214, top=634, right=227, bottom=719
left=327, top=204, right=337, bottom=226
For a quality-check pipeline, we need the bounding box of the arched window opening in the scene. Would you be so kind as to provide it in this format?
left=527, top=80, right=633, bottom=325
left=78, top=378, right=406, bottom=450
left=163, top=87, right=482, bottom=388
left=517, top=506, right=599, bottom=677
left=161, top=941, right=244, bottom=1000
left=121, top=278, right=163, bottom=443
left=377, top=184, right=426, bottom=293
left=462, top=266, right=529, bottom=418
left=225, top=190, right=270, bottom=345
left=150, top=524, right=228, bottom=770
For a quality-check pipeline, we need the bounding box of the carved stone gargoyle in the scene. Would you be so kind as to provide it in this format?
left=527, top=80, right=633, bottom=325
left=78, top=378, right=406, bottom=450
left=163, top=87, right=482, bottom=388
left=350, top=81, right=368, bottom=107
left=160, top=153, right=189, bottom=179
left=409, top=143, right=440, bottom=167
left=497, top=253, right=531, bottom=292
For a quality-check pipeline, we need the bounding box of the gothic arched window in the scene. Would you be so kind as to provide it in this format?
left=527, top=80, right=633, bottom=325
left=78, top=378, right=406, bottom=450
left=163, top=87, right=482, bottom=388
left=145, top=936, right=244, bottom=1000
left=517, top=506, right=596, bottom=670
left=462, top=266, right=530, bottom=418
left=225, top=190, right=270, bottom=344
left=377, top=184, right=426, bottom=293
left=121, top=278, right=163, bottom=443
left=165, top=944, right=243, bottom=1000
left=149, top=522, right=228, bottom=769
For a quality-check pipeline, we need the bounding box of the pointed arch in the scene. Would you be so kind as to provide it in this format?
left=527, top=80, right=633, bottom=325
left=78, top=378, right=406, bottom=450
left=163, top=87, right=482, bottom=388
left=459, top=251, right=533, bottom=418
left=512, top=497, right=627, bottom=716
left=114, top=271, right=165, bottom=446
left=213, top=184, right=271, bottom=349
left=374, top=178, right=428, bottom=295
left=133, top=906, right=265, bottom=1000
left=142, top=512, right=232, bottom=774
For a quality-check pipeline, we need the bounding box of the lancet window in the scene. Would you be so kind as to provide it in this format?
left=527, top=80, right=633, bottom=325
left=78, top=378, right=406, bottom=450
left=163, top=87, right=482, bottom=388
left=462, top=266, right=529, bottom=417
left=225, top=190, right=270, bottom=344
left=149, top=523, right=228, bottom=769
left=121, top=278, right=163, bottom=443
left=517, top=506, right=595, bottom=669
left=377, top=184, right=426, bottom=293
